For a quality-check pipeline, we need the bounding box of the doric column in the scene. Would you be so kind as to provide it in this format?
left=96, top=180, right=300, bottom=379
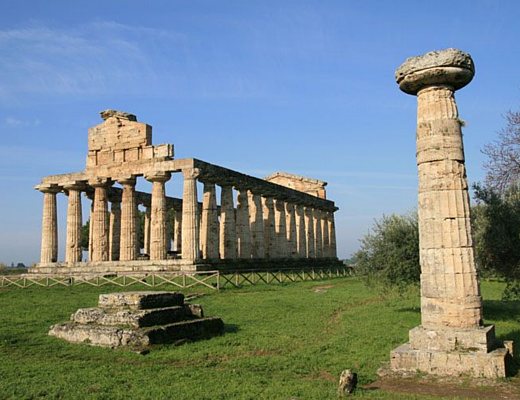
left=274, top=199, right=287, bottom=258
left=146, top=171, right=171, bottom=261
left=295, top=205, right=307, bottom=258
left=328, top=211, right=337, bottom=258
left=143, top=206, right=151, bottom=255
left=88, top=195, right=94, bottom=259
left=321, top=210, right=330, bottom=257
left=304, top=207, right=315, bottom=258
left=200, top=181, right=219, bottom=259
left=173, top=208, right=182, bottom=253
left=236, top=188, right=251, bottom=259
left=37, top=184, right=60, bottom=263
left=118, top=177, right=137, bottom=261
left=89, top=178, right=110, bottom=262
left=64, top=184, right=83, bottom=264
left=181, top=168, right=200, bottom=261
left=390, top=48, right=510, bottom=378
left=109, top=196, right=121, bottom=261
left=219, top=185, right=237, bottom=259
left=313, top=209, right=323, bottom=258
left=285, top=202, right=297, bottom=258
left=248, top=191, right=265, bottom=258
left=262, top=196, right=276, bottom=258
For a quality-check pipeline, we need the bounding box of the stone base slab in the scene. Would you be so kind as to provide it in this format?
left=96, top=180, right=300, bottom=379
left=98, top=291, right=185, bottom=310
left=49, top=317, right=224, bottom=348
left=409, top=325, right=496, bottom=353
left=390, top=343, right=511, bottom=378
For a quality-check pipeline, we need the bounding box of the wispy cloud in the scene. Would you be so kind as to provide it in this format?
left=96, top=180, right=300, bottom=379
left=4, top=117, right=40, bottom=127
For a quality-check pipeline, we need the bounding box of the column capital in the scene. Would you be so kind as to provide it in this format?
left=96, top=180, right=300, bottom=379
left=35, top=183, right=61, bottom=194
left=145, top=170, right=171, bottom=182
left=88, top=177, right=111, bottom=188
left=182, top=168, right=200, bottom=180
left=62, top=181, right=87, bottom=193
left=116, top=176, right=137, bottom=186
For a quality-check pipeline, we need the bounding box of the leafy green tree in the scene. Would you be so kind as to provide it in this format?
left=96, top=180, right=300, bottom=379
left=353, top=212, right=420, bottom=289
left=472, top=183, right=520, bottom=299
left=81, top=219, right=90, bottom=251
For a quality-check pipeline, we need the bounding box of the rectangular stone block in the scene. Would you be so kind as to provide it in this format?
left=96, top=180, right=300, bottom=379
left=153, top=144, right=174, bottom=159
left=420, top=247, right=475, bottom=275
left=409, top=325, right=495, bottom=353
left=98, top=291, right=184, bottom=310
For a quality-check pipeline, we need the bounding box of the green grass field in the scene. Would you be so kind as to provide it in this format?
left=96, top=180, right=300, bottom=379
left=0, top=277, right=518, bottom=399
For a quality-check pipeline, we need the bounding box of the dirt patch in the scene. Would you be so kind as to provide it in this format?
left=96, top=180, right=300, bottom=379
left=366, top=375, right=520, bottom=399
left=312, top=284, right=335, bottom=293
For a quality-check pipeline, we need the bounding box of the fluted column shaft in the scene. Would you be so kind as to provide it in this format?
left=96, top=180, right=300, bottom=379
left=328, top=212, right=337, bottom=258
left=295, top=205, right=306, bottom=258
left=119, top=178, right=137, bottom=261
left=109, top=199, right=121, bottom=261
left=90, top=181, right=110, bottom=262
left=200, top=182, right=219, bottom=259
left=39, top=187, right=59, bottom=263
left=219, top=185, right=237, bottom=259
left=313, top=209, right=323, bottom=258
left=262, top=197, right=276, bottom=258
left=304, top=207, right=315, bottom=258
left=416, top=86, right=482, bottom=328
left=321, top=211, right=330, bottom=257
left=274, top=199, right=287, bottom=258
left=236, top=189, right=251, bottom=259
left=285, top=203, right=297, bottom=258
left=181, top=169, right=200, bottom=261
left=147, top=172, right=171, bottom=261
left=64, top=186, right=82, bottom=264
left=249, top=192, right=265, bottom=258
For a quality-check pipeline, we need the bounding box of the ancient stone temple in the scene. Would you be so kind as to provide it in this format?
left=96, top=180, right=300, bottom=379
left=390, top=49, right=512, bottom=378
left=32, top=110, right=339, bottom=274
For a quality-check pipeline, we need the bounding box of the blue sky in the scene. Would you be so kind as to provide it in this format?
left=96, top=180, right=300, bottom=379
left=0, top=1, right=519, bottom=265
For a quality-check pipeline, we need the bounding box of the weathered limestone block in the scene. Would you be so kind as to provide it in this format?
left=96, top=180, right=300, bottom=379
left=200, top=182, right=219, bottom=259
left=38, top=184, right=60, bottom=263
left=49, top=291, right=224, bottom=349
left=119, top=177, right=137, bottom=261
left=146, top=172, right=171, bottom=261
left=181, top=168, right=200, bottom=261
left=64, top=184, right=83, bottom=264
left=90, top=179, right=111, bottom=262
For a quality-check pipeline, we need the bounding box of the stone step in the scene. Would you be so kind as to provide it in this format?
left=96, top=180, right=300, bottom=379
left=98, top=291, right=185, bottom=310
left=144, top=317, right=225, bottom=344
left=49, top=317, right=225, bottom=348
left=72, top=305, right=203, bottom=328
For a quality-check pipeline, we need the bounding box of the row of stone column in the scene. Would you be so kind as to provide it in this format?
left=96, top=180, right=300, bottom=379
left=39, top=168, right=337, bottom=264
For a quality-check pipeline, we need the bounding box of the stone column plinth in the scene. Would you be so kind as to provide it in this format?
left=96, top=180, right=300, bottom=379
left=146, top=172, right=171, bottom=261
left=389, top=48, right=511, bottom=378
left=262, top=197, right=276, bottom=258
left=285, top=202, right=297, bottom=258
left=236, top=189, right=252, bottom=259
left=119, top=177, right=137, bottom=261
left=304, top=207, right=315, bottom=258
left=64, top=184, right=83, bottom=264
left=219, top=185, right=237, bottom=259
left=37, top=184, right=60, bottom=263
left=248, top=192, right=265, bottom=258
left=181, top=168, right=200, bottom=261
left=90, top=179, right=111, bottom=262
left=109, top=197, right=121, bottom=261
left=295, top=205, right=307, bottom=258
left=200, top=182, right=219, bottom=259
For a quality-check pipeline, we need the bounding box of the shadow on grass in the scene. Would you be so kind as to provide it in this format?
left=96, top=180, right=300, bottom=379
left=396, top=307, right=420, bottom=314
left=483, top=299, right=520, bottom=322
left=224, top=324, right=239, bottom=334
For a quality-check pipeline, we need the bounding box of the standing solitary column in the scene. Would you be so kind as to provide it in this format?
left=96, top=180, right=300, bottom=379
left=119, top=177, right=137, bottom=261
left=236, top=189, right=252, bottom=259
left=248, top=191, right=265, bottom=258
left=146, top=172, right=171, bottom=261
left=109, top=196, right=121, bottom=261
left=181, top=168, right=200, bottom=261
left=200, top=181, right=219, bottom=259
left=304, top=207, right=315, bottom=258
left=219, top=185, right=237, bottom=259
left=390, top=48, right=511, bottom=378
left=37, top=184, right=60, bottom=263
left=90, top=179, right=110, bottom=262
left=64, top=184, right=83, bottom=264
left=295, top=205, right=307, bottom=258
left=285, top=203, right=297, bottom=258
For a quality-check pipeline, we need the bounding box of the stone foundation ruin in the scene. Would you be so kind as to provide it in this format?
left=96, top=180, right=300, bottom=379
left=49, top=291, right=224, bottom=348
left=32, top=110, right=339, bottom=275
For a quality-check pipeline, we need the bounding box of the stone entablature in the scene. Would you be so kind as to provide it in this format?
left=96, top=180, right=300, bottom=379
left=264, top=172, right=327, bottom=199
left=34, top=111, right=339, bottom=273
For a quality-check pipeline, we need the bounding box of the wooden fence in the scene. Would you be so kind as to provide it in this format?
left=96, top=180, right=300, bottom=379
left=0, top=266, right=354, bottom=290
